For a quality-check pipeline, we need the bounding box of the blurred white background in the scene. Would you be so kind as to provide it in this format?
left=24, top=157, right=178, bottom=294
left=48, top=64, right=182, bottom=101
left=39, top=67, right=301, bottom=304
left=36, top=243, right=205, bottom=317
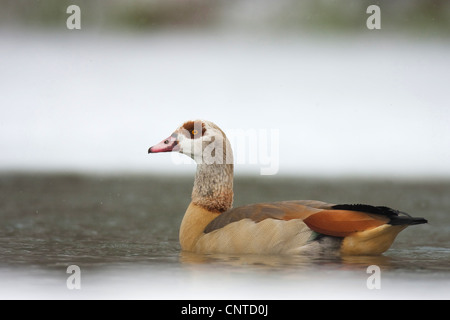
left=1, top=0, right=449, bottom=177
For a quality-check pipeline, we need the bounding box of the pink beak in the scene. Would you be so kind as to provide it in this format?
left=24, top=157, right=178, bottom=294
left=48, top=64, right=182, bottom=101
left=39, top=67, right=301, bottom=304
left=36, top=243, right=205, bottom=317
left=148, top=134, right=179, bottom=153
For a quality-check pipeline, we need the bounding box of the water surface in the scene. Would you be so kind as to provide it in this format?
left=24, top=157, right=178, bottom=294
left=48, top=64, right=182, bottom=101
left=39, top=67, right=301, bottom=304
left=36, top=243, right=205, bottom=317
left=0, top=173, right=449, bottom=299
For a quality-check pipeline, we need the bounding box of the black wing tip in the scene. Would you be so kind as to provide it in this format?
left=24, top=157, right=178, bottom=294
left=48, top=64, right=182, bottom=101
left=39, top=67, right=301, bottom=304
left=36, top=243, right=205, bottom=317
left=332, top=204, right=398, bottom=216
left=389, top=216, right=428, bottom=226
left=332, top=203, right=428, bottom=226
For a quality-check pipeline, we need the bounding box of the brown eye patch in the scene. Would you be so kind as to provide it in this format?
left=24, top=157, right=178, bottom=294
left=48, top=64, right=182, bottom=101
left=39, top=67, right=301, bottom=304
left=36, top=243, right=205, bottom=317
left=182, top=120, right=206, bottom=139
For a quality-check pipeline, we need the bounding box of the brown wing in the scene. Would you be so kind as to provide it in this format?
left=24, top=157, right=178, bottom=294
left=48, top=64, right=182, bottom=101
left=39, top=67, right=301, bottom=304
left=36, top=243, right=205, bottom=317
left=204, top=200, right=393, bottom=238
left=203, top=200, right=333, bottom=234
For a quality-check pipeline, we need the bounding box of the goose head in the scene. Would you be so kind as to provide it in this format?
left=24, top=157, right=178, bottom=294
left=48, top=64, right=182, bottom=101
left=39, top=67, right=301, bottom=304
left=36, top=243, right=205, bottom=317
left=148, top=120, right=233, bottom=165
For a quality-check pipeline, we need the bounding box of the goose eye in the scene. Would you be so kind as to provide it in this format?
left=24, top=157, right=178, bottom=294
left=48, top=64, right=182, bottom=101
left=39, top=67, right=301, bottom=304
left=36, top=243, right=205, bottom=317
left=191, top=128, right=203, bottom=139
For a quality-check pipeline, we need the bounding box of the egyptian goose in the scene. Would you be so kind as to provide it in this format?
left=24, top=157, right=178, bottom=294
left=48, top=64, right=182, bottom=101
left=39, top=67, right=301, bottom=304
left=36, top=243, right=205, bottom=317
left=148, top=120, right=427, bottom=255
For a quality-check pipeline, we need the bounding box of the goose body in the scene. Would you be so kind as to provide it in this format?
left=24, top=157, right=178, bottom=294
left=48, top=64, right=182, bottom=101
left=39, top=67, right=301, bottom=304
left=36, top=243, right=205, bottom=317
left=148, top=120, right=427, bottom=256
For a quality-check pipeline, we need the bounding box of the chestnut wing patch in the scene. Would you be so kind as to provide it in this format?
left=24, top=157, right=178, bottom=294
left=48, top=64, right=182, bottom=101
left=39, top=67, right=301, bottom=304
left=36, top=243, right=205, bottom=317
left=302, top=210, right=389, bottom=237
